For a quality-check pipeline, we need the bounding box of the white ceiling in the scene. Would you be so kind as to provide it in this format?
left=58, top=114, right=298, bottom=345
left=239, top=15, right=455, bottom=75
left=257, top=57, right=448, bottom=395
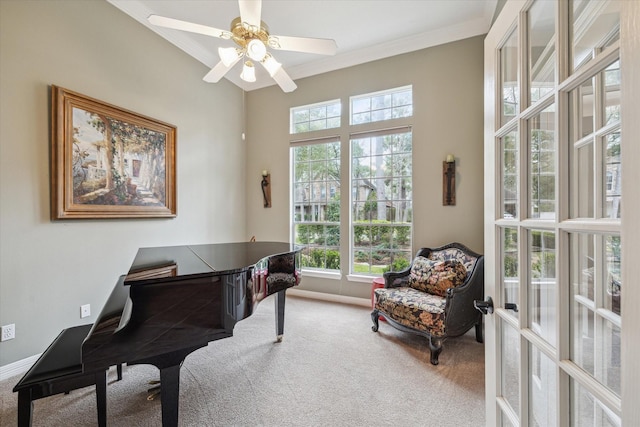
left=107, top=0, right=497, bottom=92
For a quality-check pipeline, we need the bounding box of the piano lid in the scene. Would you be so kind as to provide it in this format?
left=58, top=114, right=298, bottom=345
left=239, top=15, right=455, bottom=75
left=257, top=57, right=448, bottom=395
left=125, top=241, right=299, bottom=285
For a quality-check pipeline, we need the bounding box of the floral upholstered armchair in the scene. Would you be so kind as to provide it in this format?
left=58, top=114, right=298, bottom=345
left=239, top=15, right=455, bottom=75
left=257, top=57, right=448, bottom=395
left=371, top=242, right=484, bottom=365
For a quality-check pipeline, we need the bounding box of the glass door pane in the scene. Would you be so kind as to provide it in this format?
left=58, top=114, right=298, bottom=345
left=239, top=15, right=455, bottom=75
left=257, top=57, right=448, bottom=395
left=571, top=379, right=621, bottom=426
left=530, top=343, right=558, bottom=426
left=569, top=233, right=621, bottom=396
left=603, top=61, right=621, bottom=126
left=571, top=0, right=620, bottom=72
left=529, top=230, right=556, bottom=346
left=570, top=77, right=595, bottom=143
left=501, top=416, right=517, bottom=427
left=603, top=131, right=621, bottom=219
left=502, top=227, right=519, bottom=317
left=529, top=104, right=556, bottom=220
left=502, top=130, right=519, bottom=219
left=603, top=235, right=621, bottom=315
left=529, top=0, right=556, bottom=105
left=501, top=29, right=519, bottom=127
left=501, top=319, right=521, bottom=416
left=572, top=140, right=595, bottom=218
left=569, top=78, right=595, bottom=219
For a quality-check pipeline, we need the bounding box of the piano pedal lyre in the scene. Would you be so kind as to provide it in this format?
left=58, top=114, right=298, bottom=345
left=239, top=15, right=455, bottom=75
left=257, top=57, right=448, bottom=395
left=147, top=380, right=161, bottom=401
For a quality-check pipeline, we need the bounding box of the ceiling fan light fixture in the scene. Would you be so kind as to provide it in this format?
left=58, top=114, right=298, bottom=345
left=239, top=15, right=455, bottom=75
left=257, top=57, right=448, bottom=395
left=262, top=54, right=282, bottom=77
left=218, top=47, right=242, bottom=67
left=148, top=0, right=337, bottom=93
left=240, top=61, right=256, bottom=82
left=246, top=39, right=267, bottom=61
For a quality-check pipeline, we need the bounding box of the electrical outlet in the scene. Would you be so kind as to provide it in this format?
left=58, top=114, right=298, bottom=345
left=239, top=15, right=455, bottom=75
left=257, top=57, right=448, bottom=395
left=1, top=324, right=15, bottom=341
left=80, top=304, right=91, bottom=318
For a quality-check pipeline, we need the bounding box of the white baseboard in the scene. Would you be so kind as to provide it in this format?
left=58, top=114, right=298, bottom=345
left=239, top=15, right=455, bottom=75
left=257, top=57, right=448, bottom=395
left=0, top=353, right=40, bottom=381
left=0, top=291, right=367, bottom=381
left=288, top=288, right=370, bottom=307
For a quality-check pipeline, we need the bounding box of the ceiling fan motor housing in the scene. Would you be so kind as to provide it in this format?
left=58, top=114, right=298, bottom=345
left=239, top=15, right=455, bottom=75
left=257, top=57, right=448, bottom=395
left=230, top=17, right=269, bottom=49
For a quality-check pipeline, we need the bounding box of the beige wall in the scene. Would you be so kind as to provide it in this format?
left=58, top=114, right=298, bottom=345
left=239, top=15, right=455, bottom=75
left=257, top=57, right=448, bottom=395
left=0, top=0, right=245, bottom=366
left=0, top=1, right=485, bottom=368
left=245, top=36, right=485, bottom=299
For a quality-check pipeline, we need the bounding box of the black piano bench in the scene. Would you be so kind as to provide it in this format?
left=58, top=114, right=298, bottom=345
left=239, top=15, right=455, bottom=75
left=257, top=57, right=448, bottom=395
left=12, top=324, right=121, bottom=427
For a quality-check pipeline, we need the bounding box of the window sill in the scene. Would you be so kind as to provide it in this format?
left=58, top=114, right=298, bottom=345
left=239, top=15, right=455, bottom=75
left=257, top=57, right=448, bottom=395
left=298, top=270, right=382, bottom=284
left=346, top=274, right=380, bottom=283
left=301, top=269, right=342, bottom=280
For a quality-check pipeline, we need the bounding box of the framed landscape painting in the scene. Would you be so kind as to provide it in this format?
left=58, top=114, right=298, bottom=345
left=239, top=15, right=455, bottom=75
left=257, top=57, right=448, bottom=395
left=50, top=85, right=177, bottom=219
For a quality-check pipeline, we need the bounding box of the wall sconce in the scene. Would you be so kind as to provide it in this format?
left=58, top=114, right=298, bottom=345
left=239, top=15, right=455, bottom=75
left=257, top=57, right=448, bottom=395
left=443, top=154, right=456, bottom=206
left=261, top=170, right=271, bottom=208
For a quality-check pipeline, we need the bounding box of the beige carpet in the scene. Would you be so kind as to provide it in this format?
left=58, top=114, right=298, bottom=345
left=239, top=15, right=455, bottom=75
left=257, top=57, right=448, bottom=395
left=0, top=296, right=485, bottom=426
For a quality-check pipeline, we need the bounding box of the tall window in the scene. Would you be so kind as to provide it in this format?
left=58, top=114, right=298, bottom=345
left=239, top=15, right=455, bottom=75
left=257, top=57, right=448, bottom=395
left=290, top=86, right=413, bottom=277
left=292, top=138, right=340, bottom=270
left=351, top=128, right=412, bottom=274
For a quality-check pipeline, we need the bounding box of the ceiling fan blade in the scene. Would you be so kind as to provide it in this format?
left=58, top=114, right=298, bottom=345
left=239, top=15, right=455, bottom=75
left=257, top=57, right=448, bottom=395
left=238, top=0, right=262, bottom=29
left=258, top=55, right=296, bottom=92
left=270, top=66, right=297, bottom=93
left=148, top=15, right=231, bottom=39
left=268, top=35, right=337, bottom=56
left=203, top=57, right=241, bottom=83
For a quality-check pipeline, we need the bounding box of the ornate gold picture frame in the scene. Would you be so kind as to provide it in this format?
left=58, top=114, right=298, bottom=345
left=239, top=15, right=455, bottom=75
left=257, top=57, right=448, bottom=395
left=50, top=85, right=177, bottom=219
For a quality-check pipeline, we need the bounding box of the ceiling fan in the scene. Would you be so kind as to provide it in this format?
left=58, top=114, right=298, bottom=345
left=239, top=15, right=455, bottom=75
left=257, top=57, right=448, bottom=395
left=148, top=0, right=337, bottom=92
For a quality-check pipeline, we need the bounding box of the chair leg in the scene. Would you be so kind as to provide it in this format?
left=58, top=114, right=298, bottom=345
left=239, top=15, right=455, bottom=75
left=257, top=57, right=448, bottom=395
left=371, top=310, right=380, bottom=332
left=117, top=364, right=123, bottom=381
left=475, top=321, right=484, bottom=343
left=429, top=336, right=443, bottom=365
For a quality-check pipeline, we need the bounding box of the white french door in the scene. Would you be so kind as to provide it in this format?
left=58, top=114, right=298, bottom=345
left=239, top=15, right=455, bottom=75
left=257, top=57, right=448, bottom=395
left=483, top=1, right=640, bottom=426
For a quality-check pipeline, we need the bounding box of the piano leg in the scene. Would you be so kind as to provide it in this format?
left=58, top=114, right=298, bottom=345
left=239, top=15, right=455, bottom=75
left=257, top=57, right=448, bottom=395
left=95, top=371, right=107, bottom=427
left=130, top=345, right=203, bottom=427
left=16, top=389, right=32, bottom=427
left=275, top=290, right=286, bottom=342
left=160, top=364, right=181, bottom=427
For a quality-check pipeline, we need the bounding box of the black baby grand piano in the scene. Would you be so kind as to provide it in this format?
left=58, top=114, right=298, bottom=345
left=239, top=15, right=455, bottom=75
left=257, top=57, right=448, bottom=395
left=84, top=241, right=301, bottom=426
left=15, top=242, right=301, bottom=427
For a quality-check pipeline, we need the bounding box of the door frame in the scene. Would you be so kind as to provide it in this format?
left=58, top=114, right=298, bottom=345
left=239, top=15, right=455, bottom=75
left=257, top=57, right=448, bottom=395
left=619, top=1, right=640, bottom=425
left=483, top=1, right=527, bottom=425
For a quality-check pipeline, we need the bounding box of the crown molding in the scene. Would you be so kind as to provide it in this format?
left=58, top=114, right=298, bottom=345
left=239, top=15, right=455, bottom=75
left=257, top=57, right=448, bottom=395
left=233, top=15, right=492, bottom=91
